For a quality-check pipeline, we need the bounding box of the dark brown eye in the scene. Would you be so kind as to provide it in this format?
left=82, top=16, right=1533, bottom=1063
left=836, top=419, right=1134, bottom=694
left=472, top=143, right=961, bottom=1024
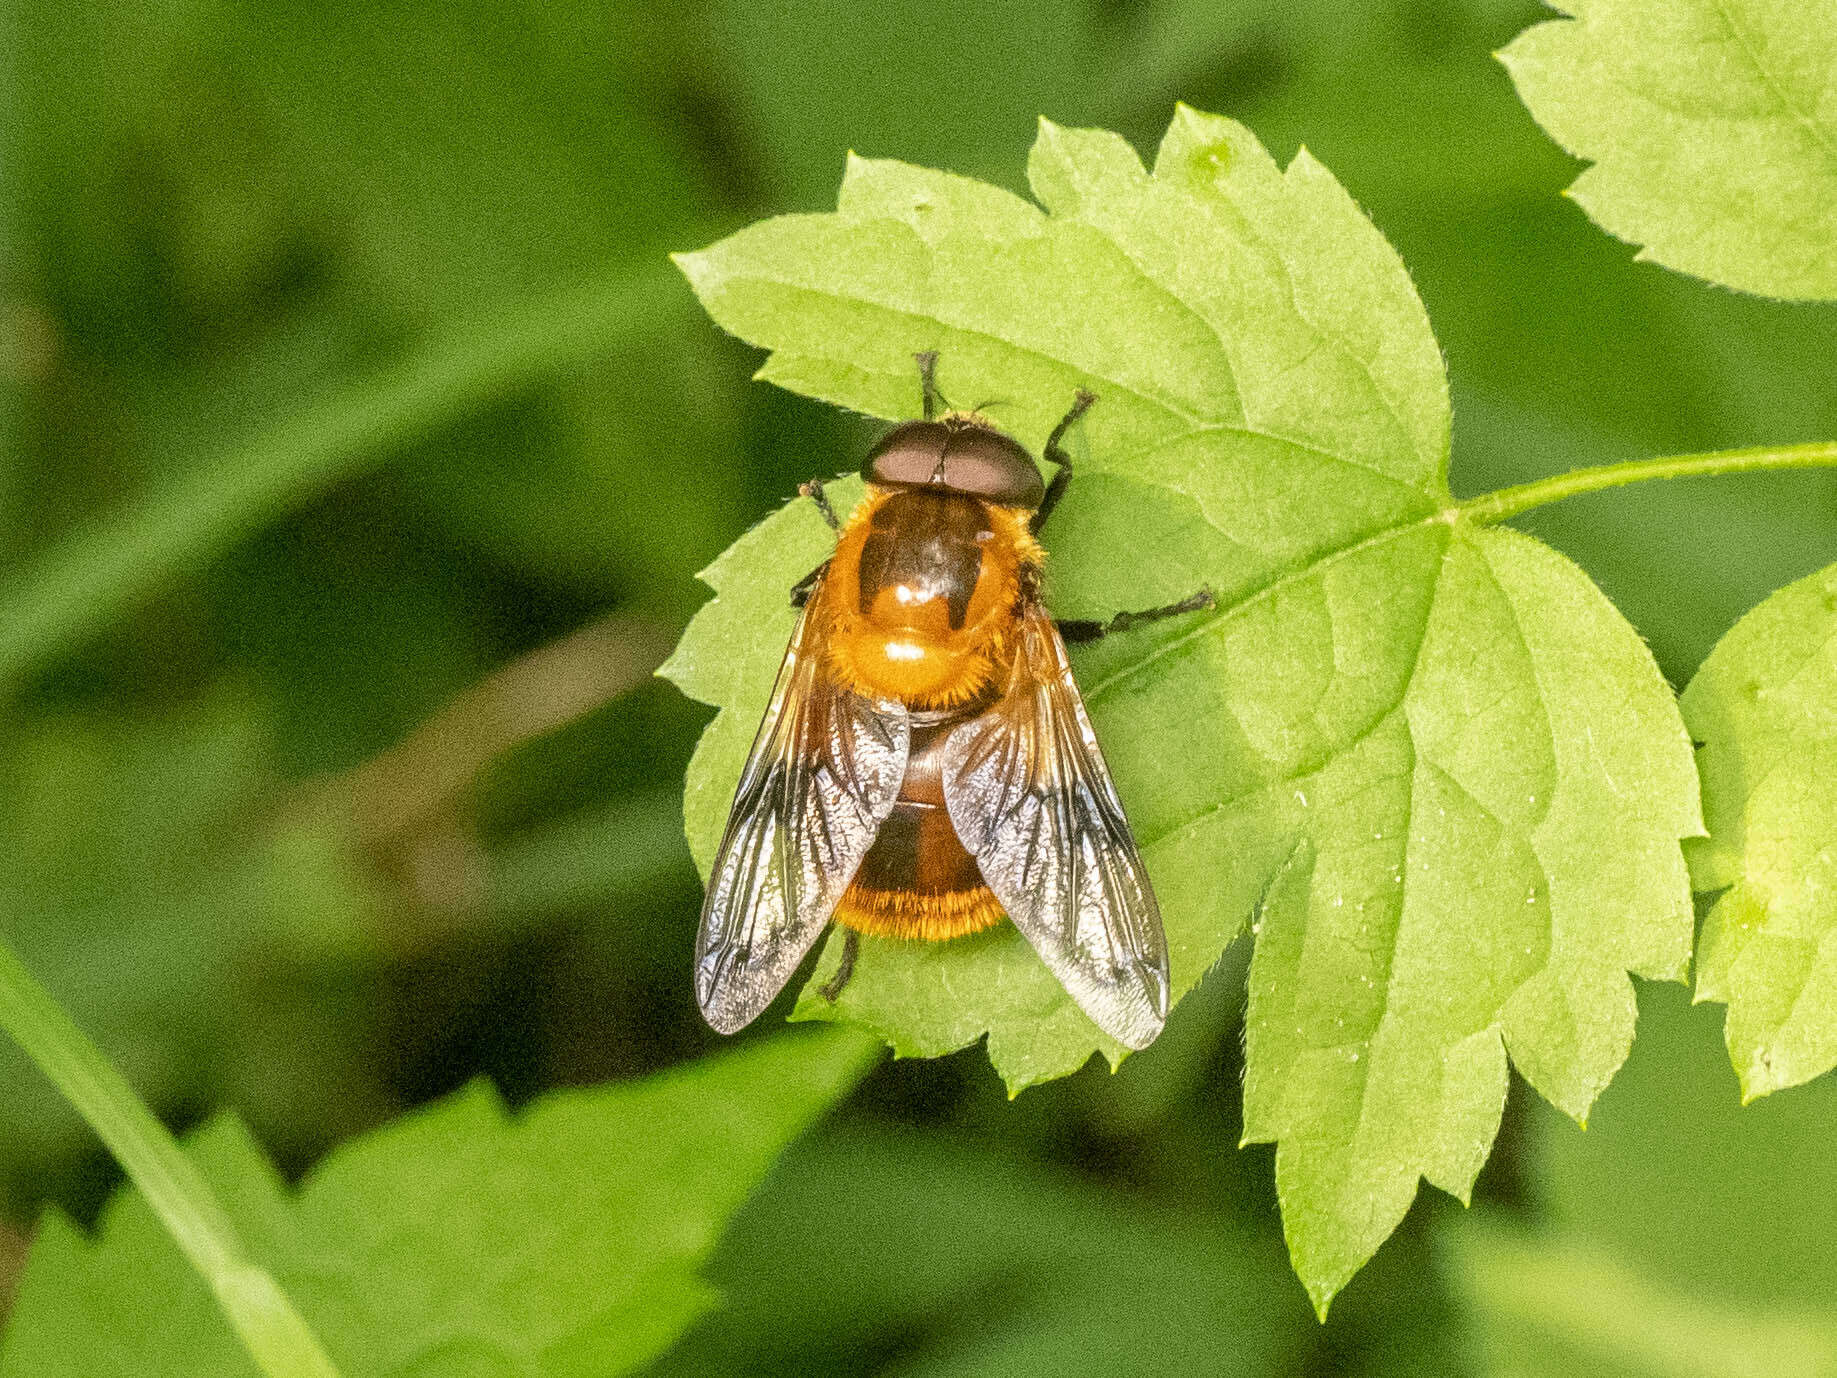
left=862, top=419, right=1045, bottom=509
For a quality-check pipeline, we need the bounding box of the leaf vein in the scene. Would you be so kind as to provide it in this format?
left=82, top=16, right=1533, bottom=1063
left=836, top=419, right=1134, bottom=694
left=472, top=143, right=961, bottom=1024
left=1341, top=718, right=1418, bottom=1168
left=715, top=273, right=1215, bottom=430
left=1137, top=705, right=1413, bottom=856
left=1704, top=0, right=1837, bottom=175
left=1097, top=421, right=1438, bottom=503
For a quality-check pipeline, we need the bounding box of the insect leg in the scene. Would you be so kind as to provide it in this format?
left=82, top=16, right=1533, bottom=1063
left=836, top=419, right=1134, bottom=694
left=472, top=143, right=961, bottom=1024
left=818, top=928, right=860, bottom=1003
left=789, top=560, right=829, bottom=609
left=1032, top=388, right=1098, bottom=535
left=1057, top=587, right=1214, bottom=644
left=915, top=350, right=947, bottom=420
left=798, top=478, right=841, bottom=531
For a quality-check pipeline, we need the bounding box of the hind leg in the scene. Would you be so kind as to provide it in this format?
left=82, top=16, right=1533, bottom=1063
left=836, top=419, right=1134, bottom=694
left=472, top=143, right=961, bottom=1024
left=818, top=928, right=860, bottom=1002
left=1056, top=588, right=1215, bottom=643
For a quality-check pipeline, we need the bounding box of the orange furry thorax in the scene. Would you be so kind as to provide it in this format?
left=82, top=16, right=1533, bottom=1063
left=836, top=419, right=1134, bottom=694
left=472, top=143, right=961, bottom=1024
left=819, top=484, right=1041, bottom=710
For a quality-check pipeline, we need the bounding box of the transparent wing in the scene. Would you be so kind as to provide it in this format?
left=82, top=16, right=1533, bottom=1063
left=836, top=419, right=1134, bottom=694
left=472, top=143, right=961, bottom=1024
left=939, top=605, right=1169, bottom=1049
left=695, top=594, right=909, bottom=1033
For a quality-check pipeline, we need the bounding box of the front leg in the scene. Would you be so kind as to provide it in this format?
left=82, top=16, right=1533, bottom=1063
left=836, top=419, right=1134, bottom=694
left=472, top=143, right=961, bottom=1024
left=799, top=478, right=841, bottom=531
left=789, top=478, right=841, bottom=609
left=790, top=561, right=829, bottom=609
left=1057, top=587, right=1214, bottom=644
left=1031, top=388, right=1097, bottom=535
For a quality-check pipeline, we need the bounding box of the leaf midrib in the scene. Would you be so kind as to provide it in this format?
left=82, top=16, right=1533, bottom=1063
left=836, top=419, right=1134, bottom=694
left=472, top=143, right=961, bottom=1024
left=1248, top=527, right=1572, bottom=1236
left=1078, top=511, right=1451, bottom=705
left=1094, top=420, right=1440, bottom=501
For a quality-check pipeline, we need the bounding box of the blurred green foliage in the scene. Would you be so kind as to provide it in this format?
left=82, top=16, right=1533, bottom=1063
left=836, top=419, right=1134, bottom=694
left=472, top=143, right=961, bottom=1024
left=2, top=0, right=1835, bottom=1369
left=1, top=1027, right=878, bottom=1375
left=1454, top=981, right=1837, bottom=1377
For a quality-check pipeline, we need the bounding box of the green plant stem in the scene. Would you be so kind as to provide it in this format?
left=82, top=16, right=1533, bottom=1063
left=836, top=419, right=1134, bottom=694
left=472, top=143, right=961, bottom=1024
left=0, top=257, right=686, bottom=690
left=1460, top=440, right=1837, bottom=524
left=0, top=938, right=342, bottom=1378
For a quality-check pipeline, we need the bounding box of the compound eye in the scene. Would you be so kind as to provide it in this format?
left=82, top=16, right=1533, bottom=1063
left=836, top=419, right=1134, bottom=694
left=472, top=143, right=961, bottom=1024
left=937, top=428, right=1044, bottom=508
left=862, top=421, right=949, bottom=488
left=861, top=419, right=1045, bottom=508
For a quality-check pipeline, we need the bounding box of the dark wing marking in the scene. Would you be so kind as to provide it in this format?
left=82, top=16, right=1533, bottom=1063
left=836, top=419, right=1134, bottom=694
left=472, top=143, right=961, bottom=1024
left=939, top=605, right=1169, bottom=1048
left=695, top=594, right=909, bottom=1033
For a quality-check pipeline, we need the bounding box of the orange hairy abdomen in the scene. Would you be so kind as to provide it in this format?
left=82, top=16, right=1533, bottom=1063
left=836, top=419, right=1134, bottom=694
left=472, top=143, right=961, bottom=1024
left=831, top=724, right=1007, bottom=942
left=832, top=880, right=1007, bottom=941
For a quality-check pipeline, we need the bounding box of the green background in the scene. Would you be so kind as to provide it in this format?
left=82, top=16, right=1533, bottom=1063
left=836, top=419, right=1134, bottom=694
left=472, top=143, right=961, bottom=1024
left=2, top=0, right=1835, bottom=1370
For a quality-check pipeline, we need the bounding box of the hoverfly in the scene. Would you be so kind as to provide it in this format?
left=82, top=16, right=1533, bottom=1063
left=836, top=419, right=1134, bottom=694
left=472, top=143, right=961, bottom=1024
left=694, top=354, right=1212, bottom=1049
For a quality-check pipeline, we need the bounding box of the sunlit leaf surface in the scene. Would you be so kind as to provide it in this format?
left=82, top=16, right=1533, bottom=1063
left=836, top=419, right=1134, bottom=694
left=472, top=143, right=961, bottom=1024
left=1684, top=560, right=1837, bottom=1097
left=1502, top=0, right=1837, bottom=300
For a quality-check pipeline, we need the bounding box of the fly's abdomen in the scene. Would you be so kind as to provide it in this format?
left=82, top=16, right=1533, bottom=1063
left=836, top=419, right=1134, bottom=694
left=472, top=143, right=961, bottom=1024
left=832, top=718, right=1005, bottom=941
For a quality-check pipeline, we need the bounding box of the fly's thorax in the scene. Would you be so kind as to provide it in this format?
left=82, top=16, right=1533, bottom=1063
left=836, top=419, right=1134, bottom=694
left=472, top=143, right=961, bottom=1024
left=822, top=485, right=1041, bottom=708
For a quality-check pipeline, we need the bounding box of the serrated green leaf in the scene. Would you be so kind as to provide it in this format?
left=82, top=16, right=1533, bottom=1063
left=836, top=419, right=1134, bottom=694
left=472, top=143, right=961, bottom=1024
left=667, top=107, right=1699, bottom=1309
left=1682, top=561, right=1837, bottom=1098
left=1501, top=0, right=1837, bottom=300
left=0, top=1028, right=877, bottom=1377
left=1247, top=525, right=1699, bottom=1311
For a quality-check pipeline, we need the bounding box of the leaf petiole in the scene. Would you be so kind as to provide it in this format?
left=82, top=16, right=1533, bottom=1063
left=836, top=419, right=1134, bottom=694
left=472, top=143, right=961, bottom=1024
left=0, top=938, right=343, bottom=1378
left=1459, top=440, right=1837, bottom=525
